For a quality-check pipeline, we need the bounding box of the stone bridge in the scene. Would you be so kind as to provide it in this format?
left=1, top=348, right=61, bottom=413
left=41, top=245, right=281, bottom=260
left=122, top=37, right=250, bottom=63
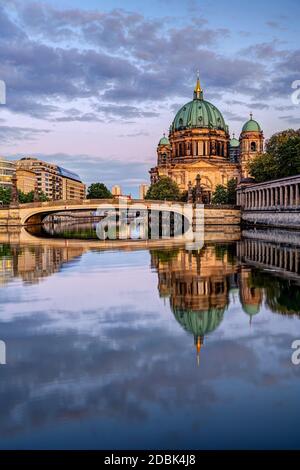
left=0, top=198, right=240, bottom=228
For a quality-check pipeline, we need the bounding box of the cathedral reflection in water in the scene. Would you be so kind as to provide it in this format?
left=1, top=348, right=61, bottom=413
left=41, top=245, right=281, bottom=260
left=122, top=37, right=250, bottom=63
left=150, top=236, right=300, bottom=362
left=1, top=234, right=300, bottom=362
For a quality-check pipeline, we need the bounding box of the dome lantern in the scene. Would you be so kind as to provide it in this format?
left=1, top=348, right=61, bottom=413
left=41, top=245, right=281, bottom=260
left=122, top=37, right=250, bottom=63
left=193, top=71, right=203, bottom=100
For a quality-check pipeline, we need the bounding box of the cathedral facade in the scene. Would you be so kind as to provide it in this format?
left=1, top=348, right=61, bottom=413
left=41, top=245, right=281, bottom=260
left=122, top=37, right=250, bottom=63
left=149, top=75, right=264, bottom=203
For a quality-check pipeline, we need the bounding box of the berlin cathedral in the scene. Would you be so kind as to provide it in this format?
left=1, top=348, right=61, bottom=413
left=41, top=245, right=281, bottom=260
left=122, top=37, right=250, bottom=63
left=150, top=74, right=264, bottom=203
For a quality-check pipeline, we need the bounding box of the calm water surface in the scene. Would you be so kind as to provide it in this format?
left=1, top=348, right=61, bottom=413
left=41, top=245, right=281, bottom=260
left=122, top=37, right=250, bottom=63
left=0, top=226, right=300, bottom=449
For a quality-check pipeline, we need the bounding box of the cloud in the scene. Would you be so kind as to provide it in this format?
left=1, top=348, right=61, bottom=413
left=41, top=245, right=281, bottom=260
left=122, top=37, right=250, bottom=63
left=93, top=104, right=159, bottom=120
left=0, top=2, right=268, bottom=123
left=118, top=131, right=150, bottom=138
left=274, top=105, right=295, bottom=111
left=250, top=102, right=270, bottom=110
left=266, top=20, right=286, bottom=31
left=0, top=126, right=50, bottom=144
left=223, top=111, right=245, bottom=122
left=279, top=115, right=300, bottom=124
left=53, top=109, right=104, bottom=123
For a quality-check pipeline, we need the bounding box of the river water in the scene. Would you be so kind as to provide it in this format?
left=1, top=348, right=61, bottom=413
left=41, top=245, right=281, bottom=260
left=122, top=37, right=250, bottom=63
left=0, top=224, right=299, bottom=449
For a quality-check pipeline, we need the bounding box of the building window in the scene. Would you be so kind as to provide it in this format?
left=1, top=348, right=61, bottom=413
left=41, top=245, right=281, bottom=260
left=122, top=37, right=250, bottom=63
left=251, top=142, right=257, bottom=152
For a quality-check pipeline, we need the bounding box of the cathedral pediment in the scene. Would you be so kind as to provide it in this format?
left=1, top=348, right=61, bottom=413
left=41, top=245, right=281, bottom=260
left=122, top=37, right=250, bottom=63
left=176, top=159, right=225, bottom=170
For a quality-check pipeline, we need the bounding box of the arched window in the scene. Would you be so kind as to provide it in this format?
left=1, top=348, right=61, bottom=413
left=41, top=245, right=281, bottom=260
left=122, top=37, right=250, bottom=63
left=251, top=141, right=257, bottom=152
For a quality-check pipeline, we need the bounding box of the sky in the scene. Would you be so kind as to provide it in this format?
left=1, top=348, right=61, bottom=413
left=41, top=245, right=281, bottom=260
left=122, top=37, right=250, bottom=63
left=0, top=0, right=300, bottom=196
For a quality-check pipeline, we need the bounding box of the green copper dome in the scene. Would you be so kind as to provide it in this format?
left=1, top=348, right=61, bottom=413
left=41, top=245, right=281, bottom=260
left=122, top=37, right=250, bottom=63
left=158, top=135, right=170, bottom=145
left=242, top=304, right=260, bottom=316
left=230, top=137, right=240, bottom=148
left=173, top=307, right=225, bottom=338
left=172, top=99, right=227, bottom=132
left=242, top=114, right=261, bottom=133
left=171, top=76, right=227, bottom=132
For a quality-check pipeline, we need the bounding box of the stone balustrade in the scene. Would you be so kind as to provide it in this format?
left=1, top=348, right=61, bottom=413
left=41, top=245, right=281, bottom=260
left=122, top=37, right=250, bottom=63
left=237, top=175, right=300, bottom=210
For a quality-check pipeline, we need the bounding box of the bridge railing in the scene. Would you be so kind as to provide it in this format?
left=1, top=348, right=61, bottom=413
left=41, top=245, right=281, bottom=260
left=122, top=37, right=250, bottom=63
left=18, top=198, right=189, bottom=208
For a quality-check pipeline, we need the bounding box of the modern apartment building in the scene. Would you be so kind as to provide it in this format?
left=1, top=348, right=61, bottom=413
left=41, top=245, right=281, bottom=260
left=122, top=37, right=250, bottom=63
left=16, top=168, right=36, bottom=194
left=17, top=158, right=85, bottom=200
left=0, top=157, right=15, bottom=189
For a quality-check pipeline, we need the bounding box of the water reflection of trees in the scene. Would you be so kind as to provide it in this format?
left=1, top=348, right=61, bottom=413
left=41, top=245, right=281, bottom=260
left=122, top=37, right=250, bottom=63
left=250, top=271, right=300, bottom=316
left=237, top=237, right=300, bottom=317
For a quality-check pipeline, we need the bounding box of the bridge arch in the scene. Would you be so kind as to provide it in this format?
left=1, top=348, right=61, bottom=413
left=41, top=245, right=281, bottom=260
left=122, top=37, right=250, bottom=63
left=19, top=199, right=194, bottom=233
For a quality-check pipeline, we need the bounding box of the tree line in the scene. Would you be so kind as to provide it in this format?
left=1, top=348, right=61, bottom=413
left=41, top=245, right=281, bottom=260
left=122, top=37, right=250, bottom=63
left=247, top=129, right=300, bottom=182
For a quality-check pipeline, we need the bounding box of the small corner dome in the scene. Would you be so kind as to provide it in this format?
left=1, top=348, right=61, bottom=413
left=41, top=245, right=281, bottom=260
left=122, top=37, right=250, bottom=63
left=242, top=304, right=260, bottom=316
left=158, top=135, right=170, bottom=146
left=242, top=114, right=261, bottom=133
left=230, top=137, right=240, bottom=148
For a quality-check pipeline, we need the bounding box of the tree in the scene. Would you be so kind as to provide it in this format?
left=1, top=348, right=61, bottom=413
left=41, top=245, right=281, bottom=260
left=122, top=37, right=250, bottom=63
left=211, top=184, right=228, bottom=204
left=145, top=177, right=181, bottom=201
left=211, top=179, right=237, bottom=205
left=247, top=153, right=278, bottom=183
left=87, top=183, right=112, bottom=199
left=227, top=178, right=237, bottom=205
left=38, top=191, right=49, bottom=202
left=18, top=190, right=49, bottom=203
left=275, top=135, right=300, bottom=177
left=247, top=129, right=300, bottom=182
left=265, top=128, right=300, bottom=155
left=0, top=187, right=11, bottom=206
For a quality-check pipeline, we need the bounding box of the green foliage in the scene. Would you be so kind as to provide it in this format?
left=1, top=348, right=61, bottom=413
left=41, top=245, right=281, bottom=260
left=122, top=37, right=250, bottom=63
left=211, top=185, right=228, bottom=204
left=248, top=129, right=300, bottom=182
left=211, top=179, right=237, bottom=205
left=18, top=190, right=49, bottom=203
left=151, top=249, right=179, bottom=263
left=247, top=153, right=278, bottom=183
left=0, top=187, right=11, bottom=206
left=145, top=177, right=181, bottom=201
left=38, top=191, right=49, bottom=202
left=226, top=178, right=237, bottom=204
left=18, top=191, right=33, bottom=203
left=87, top=183, right=112, bottom=199
left=250, top=270, right=300, bottom=316
left=0, top=244, right=11, bottom=258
